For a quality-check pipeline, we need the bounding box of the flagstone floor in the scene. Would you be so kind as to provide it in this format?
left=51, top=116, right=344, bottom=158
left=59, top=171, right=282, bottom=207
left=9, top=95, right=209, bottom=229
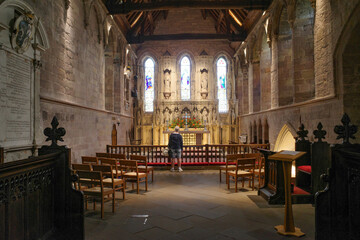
left=85, top=170, right=315, bottom=240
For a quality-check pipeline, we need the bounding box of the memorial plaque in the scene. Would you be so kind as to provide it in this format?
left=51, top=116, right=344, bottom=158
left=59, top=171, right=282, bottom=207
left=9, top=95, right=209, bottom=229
left=0, top=50, right=32, bottom=143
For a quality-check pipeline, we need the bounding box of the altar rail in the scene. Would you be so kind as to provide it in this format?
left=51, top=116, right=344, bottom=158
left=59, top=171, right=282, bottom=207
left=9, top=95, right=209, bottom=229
left=0, top=149, right=83, bottom=240
left=106, top=144, right=270, bottom=165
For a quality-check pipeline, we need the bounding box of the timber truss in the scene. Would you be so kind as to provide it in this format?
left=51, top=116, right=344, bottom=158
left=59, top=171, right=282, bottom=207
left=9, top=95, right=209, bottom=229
left=104, top=0, right=272, bottom=43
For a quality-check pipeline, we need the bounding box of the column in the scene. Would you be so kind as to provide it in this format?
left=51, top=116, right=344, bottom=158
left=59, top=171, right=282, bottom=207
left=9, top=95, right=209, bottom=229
left=248, top=62, right=254, bottom=114
left=271, top=35, right=279, bottom=108
left=314, top=0, right=334, bottom=98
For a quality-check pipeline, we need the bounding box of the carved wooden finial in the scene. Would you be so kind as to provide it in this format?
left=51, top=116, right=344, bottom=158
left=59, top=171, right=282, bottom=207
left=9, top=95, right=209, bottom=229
left=44, top=116, right=66, bottom=147
left=296, top=124, right=308, bottom=141
left=313, top=122, right=326, bottom=142
left=334, top=113, right=357, bottom=144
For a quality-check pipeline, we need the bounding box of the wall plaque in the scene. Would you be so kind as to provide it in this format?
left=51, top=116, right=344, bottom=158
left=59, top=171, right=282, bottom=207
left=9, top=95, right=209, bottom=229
left=0, top=51, right=32, bottom=143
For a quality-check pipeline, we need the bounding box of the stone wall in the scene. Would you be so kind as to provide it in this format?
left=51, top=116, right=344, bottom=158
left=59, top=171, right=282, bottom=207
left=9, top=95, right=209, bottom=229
left=0, top=0, right=134, bottom=162
left=235, top=0, right=360, bottom=148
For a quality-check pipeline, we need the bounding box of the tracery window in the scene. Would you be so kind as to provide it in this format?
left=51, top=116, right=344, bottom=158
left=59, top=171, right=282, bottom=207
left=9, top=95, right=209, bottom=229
left=217, top=57, right=228, bottom=113
left=180, top=56, right=191, bottom=100
left=144, top=58, right=155, bottom=112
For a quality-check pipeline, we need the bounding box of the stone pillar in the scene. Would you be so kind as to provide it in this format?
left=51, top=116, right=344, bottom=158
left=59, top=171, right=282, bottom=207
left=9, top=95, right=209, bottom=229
left=271, top=35, right=279, bottom=108
left=153, top=126, right=159, bottom=145
left=248, top=62, right=254, bottom=113
left=314, top=0, right=334, bottom=98
left=160, top=127, right=165, bottom=145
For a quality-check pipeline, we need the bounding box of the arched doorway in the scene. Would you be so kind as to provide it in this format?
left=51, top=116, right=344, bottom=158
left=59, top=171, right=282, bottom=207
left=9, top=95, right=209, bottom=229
left=274, top=124, right=296, bottom=151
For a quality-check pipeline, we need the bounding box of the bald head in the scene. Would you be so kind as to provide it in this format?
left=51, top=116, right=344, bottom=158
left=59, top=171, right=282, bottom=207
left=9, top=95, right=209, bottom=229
left=175, top=126, right=180, bottom=132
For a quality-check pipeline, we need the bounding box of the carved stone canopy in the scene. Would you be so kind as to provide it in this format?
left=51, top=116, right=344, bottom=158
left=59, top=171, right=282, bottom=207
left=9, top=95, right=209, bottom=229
left=163, top=69, right=171, bottom=74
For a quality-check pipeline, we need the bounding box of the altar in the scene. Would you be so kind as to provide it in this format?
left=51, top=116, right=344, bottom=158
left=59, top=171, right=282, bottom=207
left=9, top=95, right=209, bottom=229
left=163, top=129, right=210, bottom=145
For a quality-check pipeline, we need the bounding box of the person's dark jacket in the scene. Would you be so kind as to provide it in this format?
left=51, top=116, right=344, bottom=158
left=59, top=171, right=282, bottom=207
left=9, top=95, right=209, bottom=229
left=168, top=133, right=183, bottom=150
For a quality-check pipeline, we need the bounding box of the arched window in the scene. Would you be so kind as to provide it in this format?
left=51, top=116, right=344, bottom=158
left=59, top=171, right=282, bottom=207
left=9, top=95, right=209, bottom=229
left=180, top=56, right=191, bottom=100
left=217, top=57, right=228, bottom=113
left=144, top=58, right=155, bottom=112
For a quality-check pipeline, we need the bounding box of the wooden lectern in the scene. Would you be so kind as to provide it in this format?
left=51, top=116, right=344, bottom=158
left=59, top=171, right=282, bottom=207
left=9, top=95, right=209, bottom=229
left=269, top=150, right=306, bottom=237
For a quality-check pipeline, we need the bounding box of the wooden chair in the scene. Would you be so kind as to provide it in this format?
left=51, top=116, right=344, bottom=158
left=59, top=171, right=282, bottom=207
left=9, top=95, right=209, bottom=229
left=130, top=155, right=154, bottom=182
left=98, top=157, right=122, bottom=179
left=92, top=165, right=126, bottom=200
left=227, top=157, right=256, bottom=192
left=253, top=156, right=265, bottom=188
left=72, top=163, right=92, bottom=191
left=82, top=156, right=98, bottom=165
left=118, top=159, right=147, bottom=194
left=219, top=154, right=242, bottom=183
left=76, top=170, right=115, bottom=219
left=96, top=153, right=111, bottom=158
left=72, top=163, right=92, bottom=171
left=111, top=153, right=127, bottom=160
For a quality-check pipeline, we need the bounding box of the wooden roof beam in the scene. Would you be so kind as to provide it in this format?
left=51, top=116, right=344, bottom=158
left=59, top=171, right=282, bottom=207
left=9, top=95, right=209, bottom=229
left=216, top=11, right=224, bottom=33
left=201, top=9, right=207, bottom=20
left=106, top=0, right=272, bottom=15
left=147, top=12, right=155, bottom=35
left=126, top=33, right=247, bottom=44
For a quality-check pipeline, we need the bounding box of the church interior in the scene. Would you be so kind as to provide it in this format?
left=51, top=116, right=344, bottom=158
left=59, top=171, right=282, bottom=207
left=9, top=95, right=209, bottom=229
left=1, top=0, right=360, bottom=239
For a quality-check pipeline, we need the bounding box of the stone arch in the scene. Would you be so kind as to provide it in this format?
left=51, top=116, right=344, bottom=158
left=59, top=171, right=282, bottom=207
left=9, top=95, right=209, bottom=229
left=258, top=119, right=263, bottom=143
left=270, top=0, right=286, bottom=37
left=334, top=2, right=360, bottom=141
left=293, top=0, right=315, bottom=103
left=274, top=123, right=296, bottom=151
left=249, top=122, right=253, bottom=144
left=253, top=120, right=258, bottom=143
left=87, top=5, right=101, bottom=44
left=264, top=119, right=270, bottom=144
left=277, top=4, right=294, bottom=106
left=84, top=0, right=103, bottom=43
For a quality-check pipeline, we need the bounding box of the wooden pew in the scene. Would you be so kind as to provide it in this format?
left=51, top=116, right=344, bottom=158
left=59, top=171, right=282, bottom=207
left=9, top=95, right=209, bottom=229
left=0, top=147, right=3, bottom=164
left=0, top=148, right=83, bottom=240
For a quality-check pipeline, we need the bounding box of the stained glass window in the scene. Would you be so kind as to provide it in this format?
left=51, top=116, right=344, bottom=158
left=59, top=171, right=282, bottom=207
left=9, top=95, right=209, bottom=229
left=217, top=57, right=228, bottom=113
left=181, top=56, right=191, bottom=100
left=144, top=58, right=155, bottom=112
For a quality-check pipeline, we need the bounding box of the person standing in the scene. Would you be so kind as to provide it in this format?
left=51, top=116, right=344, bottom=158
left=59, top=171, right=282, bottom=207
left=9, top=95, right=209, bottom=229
left=168, top=126, right=183, bottom=172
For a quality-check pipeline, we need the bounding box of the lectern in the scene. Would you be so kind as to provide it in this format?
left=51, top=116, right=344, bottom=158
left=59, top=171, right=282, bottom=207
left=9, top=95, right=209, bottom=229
left=269, top=150, right=306, bottom=237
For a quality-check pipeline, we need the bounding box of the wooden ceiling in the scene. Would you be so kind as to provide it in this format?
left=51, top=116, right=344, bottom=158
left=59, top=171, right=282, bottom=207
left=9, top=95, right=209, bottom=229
left=105, top=0, right=271, bottom=44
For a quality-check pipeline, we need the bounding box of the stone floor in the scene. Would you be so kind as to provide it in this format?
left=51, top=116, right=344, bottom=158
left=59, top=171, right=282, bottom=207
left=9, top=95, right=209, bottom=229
left=85, top=170, right=315, bottom=240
